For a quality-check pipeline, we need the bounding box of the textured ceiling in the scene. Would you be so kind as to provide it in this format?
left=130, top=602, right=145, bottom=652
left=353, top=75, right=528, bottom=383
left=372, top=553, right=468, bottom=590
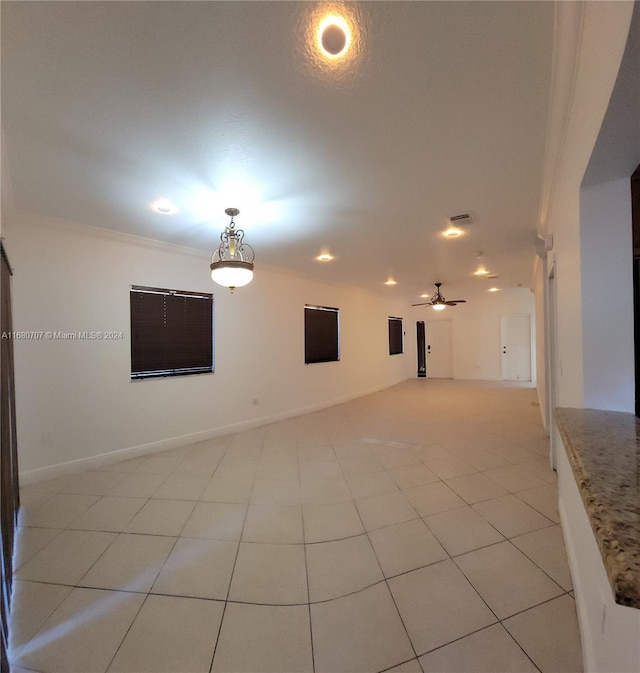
left=1, top=1, right=554, bottom=302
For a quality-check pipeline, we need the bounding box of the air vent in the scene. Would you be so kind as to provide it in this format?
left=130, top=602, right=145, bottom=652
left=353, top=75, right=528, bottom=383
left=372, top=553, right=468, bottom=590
left=449, top=212, right=475, bottom=226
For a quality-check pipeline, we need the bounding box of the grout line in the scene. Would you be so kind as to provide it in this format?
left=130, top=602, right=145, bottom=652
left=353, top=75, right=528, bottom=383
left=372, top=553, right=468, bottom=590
left=299, top=443, right=316, bottom=673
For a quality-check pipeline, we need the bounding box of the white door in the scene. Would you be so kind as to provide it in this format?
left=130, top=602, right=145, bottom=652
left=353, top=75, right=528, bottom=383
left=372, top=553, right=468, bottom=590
left=500, top=314, right=532, bottom=381
left=426, top=320, right=453, bottom=378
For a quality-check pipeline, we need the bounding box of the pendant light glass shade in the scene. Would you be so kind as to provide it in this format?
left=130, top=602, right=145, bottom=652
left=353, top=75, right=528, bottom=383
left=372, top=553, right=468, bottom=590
left=209, top=208, right=255, bottom=292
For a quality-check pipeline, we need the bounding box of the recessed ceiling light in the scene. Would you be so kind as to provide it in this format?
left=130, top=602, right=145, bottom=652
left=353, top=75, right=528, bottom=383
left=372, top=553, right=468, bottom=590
left=384, top=278, right=397, bottom=286
left=316, top=252, right=334, bottom=262
left=150, top=198, right=178, bottom=215
left=420, top=293, right=430, bottom=298
left=442, top=225, right=464, bottom=238
left=318, top=15, right=352, bottom=59
left=488, top=287, right=500, bottom=292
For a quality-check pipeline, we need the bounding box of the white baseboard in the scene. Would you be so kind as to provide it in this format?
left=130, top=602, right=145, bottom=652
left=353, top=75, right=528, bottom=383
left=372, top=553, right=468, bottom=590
left=19, top=380, right=402, bottom=485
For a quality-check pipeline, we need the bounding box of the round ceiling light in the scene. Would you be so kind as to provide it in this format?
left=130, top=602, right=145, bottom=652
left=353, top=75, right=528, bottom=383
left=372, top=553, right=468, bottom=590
left=316, top=252, right=334, bottom=262
left=442, top=225, right=464, bottom=238
left=150, top=198, right=178, bottom=215
left=318, top=15, right=351, bottom=59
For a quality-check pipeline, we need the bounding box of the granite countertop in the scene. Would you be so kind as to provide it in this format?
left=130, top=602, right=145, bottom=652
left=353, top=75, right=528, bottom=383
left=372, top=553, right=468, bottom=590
left=555, top=407, right=640, bottom=608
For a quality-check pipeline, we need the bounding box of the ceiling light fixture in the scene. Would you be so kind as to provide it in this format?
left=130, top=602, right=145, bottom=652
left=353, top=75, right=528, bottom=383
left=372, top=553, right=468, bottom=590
left=488, top=287, right=500, bottom=292
left=442, top=225, right=464, bottom=238
left=473, top=252, right=490, bottom=276
left=316, top=252, right=334, bottom=262
left=317, top=15, right=352, bottom=59
left=210, top=208, right=255, bottom=293
left=384, top=278, right=397, bottom=286
left=150, top=198, right=178, bottom=215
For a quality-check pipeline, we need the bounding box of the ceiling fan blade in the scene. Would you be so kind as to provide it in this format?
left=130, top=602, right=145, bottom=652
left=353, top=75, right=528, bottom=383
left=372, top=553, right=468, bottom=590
left=446, top=300, right=466, bottom=304
left=411, top=302, right=433, bottom=307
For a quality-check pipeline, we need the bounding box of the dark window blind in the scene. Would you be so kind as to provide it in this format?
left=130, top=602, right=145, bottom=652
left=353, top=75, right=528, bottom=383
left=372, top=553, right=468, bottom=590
left=389, top=317, right=404, bottom=355
left=305, top=305, right=339, bottom=364
left=130, top=286, right=213, bottom=379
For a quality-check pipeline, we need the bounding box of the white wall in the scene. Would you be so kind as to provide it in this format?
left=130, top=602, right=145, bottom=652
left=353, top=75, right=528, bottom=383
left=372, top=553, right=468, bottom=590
left=535, top=1, right=635, bottom=410
left=580, top=178, right=634, bottom=412
left=4, top=210, right=414, bottom=481
left=410, top=289, right=535, bottom=381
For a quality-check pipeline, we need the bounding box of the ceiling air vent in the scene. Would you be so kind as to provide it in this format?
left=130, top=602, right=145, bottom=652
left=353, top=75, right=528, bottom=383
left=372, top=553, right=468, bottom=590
left=449, top=213, right=475, bottom=226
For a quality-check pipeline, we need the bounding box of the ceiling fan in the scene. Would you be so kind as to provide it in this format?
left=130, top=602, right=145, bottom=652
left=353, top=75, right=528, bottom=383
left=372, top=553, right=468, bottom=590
left=412, top=282, right=467, bottom=311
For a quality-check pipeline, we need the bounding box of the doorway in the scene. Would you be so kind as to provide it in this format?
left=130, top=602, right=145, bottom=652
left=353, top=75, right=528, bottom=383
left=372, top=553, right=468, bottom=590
left=426, top=320, right=453, bottom=378
left=416, top=321, right=426, bottom=378
left=500, top=314, right=532, bottom=381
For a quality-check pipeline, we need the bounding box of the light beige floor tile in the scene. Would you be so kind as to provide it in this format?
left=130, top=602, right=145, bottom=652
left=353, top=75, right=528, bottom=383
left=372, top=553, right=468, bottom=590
left=101, top=456, right=148, bottom=473
left=241, top=504, right=303, bottom=543
left=368, top=518, right=447, bottom=577
left=519, top=457, right=558, bottom=484
left=517, top=484, right=560, bottom=523
left=224, top=445, right=262, bottom=461
left=108, top=472, right=168, bottom=498
left=332, top=442, right=374, bottom=460
left=454, top=541, right=564, bottom=619
left=483, top=464, right=548, bottom=493
left=228, top=542, right=307, bottom=604
left=311, top=582, right=414, bottom=673
left=424, top=506, right=504, bottom=556
left=473, top=494, right=554, bottom=538
left=20, top=493, right=100, bottom=529
left=259, top=445, right=298, bottom=462
left=15, top=530, right=116, bottom=585
left=14, top=588, right=144, bottom=673
left=212, top=603, right=313, bottom=673
left=511, top=525, right=573, bottom=590
left=300, top=478, right=352, bottom=504
left=298, top=445, right=337, bottom=462
left=60, top=470, right=126, bottom=496
left=355, top=491, right=418, bottom=531
left=387, top=464, right=440, bottom=489
left=448, top=447, right=512, bottom=472
left=181, top=502, right=247, bottom=540
left=302, top=501, right=364, bottom=542
left=419, top=623, right=538, bottom=672
left=377, top=449, right=422, bottom=469
left=133, top=451, right=187, bottom=474
left=152, top=537, right=237, bottom=600
left=386, top=660, right=424, bottom=673
left=124, top=498, right=195, bottom=536
left=214, top=459, right=258, bottom=479
left=490, top=443, right=542, bottom=465
left=306, top=534, right=383, bottom=601
left=69, top=496, right=147, bottom=532
left=200, top=476, right=253, bottom=504
left=12, top=527, right=61, bottom=569
left=150, top=473, right=210, bottom=500
left=347, top=470, right=398, bottom=499
left=251, top=479, right=301, bottom=505
left=8, top=581, right=72, bottom=654
left=255, top=461, right=299, bottom=481
left=388, top=560, right=496, bottom=654
left=503, top=594, right=583, bottom=673
left=108, top=594, right=223, bottom=673
left=402, top=482, right=466, bottom=516
left=445, top=473, right=509, bottom=504
left=339, top=455, right=385, bottom=477
left=79, top=533, right=175, bottom=592
left=422, top=453, right=477, bottom=480
left=299, top=460, right=342, bottom=481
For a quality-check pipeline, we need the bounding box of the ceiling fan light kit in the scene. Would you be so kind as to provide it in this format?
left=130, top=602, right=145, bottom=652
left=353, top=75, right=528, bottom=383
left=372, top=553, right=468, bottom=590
left=412, top=283, right=466, bottom=310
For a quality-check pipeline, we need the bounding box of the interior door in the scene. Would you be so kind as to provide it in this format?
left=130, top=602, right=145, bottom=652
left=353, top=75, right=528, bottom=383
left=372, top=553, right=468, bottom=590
left=426, top=320, right=453, bottom=378
left=416, top=321, right=426, bottom=378
left=500, top=314, right=532, bottom=381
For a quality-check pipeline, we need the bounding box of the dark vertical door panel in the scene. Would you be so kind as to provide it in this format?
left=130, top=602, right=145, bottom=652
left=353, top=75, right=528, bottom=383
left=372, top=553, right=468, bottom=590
left=416, top=321, right=426, bottom=378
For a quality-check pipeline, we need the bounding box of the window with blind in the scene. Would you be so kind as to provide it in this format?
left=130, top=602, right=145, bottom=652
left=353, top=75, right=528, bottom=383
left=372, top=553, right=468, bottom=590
left=388, top=317, right=404, bottom=355
left=130, top=285, right=214, bottom=379
left=304, top=305, right=340, bottom=364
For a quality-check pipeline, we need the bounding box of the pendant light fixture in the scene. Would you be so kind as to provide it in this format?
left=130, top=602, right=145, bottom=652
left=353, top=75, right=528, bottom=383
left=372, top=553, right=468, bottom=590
left=210, top=208, right=255, bottom=292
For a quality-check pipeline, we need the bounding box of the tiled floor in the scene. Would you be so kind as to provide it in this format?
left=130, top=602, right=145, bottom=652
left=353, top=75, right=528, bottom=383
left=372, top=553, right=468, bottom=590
left=9, top=379, right=583, bottom=673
